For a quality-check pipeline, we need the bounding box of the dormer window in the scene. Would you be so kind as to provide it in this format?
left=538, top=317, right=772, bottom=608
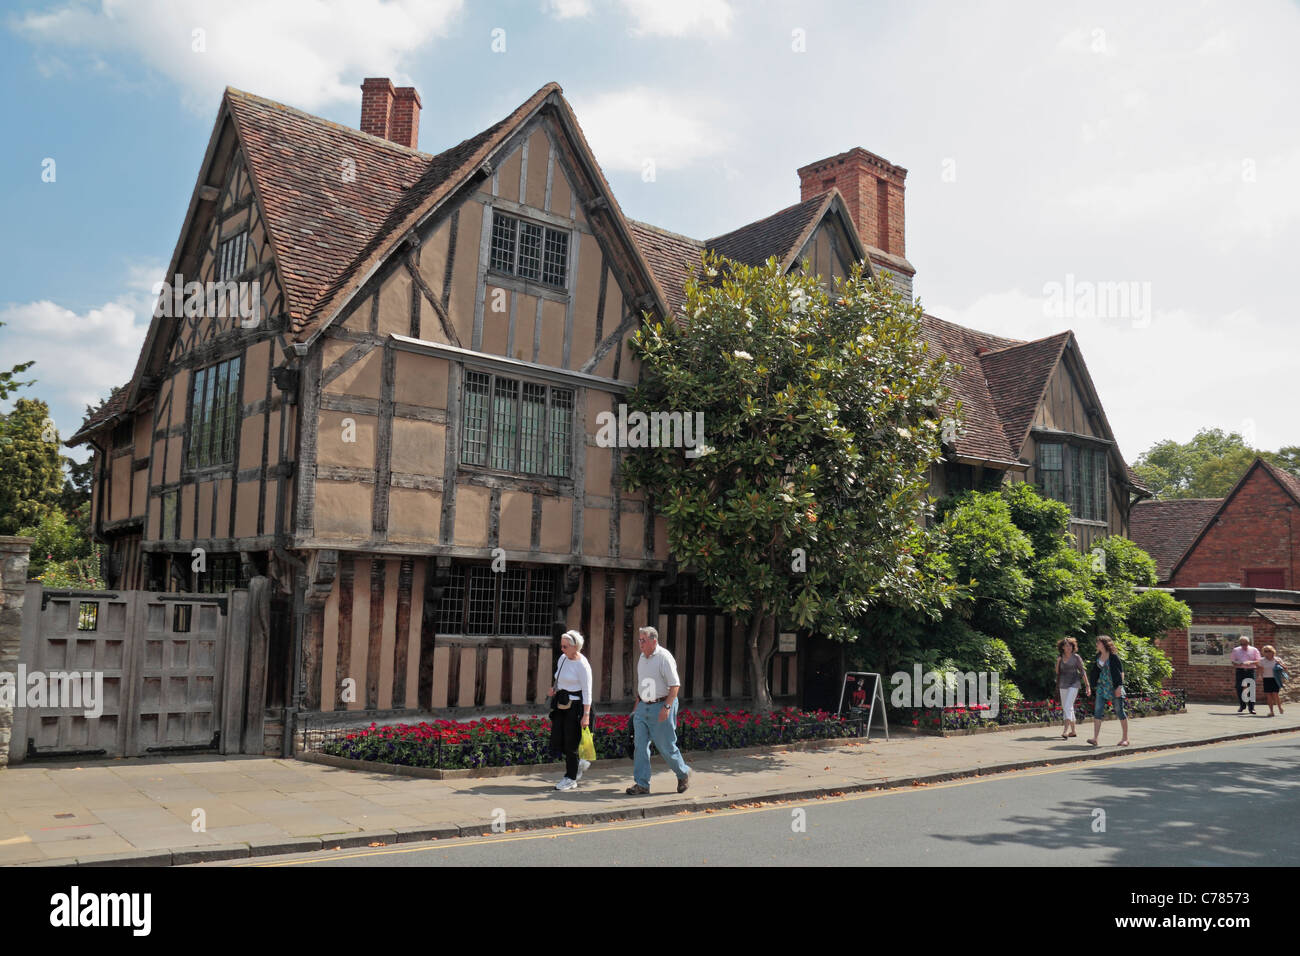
left=1038, top=441, right=1108, bottom=523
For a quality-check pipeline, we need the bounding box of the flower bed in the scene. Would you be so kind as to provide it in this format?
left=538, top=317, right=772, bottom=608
left=317, top=707, right=859, bottom=770
left=893, top=689, right=1187, bottom=733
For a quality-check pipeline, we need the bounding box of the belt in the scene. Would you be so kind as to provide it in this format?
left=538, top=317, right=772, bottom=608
left=643, top=696, right=666, bottom=704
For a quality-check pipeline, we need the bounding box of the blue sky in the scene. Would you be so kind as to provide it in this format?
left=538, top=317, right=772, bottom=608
left=2, top=0, right=1298, bottom=463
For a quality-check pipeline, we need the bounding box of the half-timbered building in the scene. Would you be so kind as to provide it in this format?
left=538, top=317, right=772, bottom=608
left=69, top=80, right=1146, bottom=740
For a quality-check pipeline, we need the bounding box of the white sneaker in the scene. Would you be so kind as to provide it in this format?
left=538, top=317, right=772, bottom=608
left=577, top=759, right=590, bottom=780
left=555, top=777, right=577, bottom=791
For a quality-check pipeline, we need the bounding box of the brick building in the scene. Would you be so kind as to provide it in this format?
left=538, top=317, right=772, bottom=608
left=1132, top=459, right=1300, bottom=703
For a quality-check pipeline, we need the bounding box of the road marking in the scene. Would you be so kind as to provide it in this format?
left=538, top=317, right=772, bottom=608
left=240, top=730, right=1299, bottom=867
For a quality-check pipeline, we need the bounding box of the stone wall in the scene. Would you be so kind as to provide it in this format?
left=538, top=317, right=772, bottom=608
left=0, top=536, right=34, bottom=769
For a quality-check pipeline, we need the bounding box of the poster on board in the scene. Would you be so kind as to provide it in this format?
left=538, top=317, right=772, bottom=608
left=836, top=671, right=888, bottom=740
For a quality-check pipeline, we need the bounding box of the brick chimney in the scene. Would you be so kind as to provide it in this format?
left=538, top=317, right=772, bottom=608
left=797, top=147, right=915, bottom=296
left=359, top=78, right=421, bottom=149
left=390, top=86, right=421, bottom=150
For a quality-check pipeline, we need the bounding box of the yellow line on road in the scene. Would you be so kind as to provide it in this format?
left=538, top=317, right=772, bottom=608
left=242, top=730, right=1300, bottom=867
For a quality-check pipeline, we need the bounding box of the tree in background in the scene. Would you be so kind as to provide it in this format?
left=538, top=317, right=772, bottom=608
left=0, top=397, right=64, bottom=534
left=623, top=256, right=956, bottom=710
left=0, top=319, right=35, bottom=402
left=1134, top=427, right=1299, bottom=499
left=20, top=508, right=94, bottom=579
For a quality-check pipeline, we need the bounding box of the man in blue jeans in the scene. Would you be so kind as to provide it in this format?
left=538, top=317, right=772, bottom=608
left=626, top=626, right=691, bottom=794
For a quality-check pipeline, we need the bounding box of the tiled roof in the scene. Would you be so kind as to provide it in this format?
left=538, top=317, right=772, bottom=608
left=1260, top=458, right=1300, bottom=504
left=225, top=89, right=433, bottom=334
left=1256, top=608, right=1300, bottom=627
left=706, top=193, right=830, bottom=268
left=979, top=332, right=1072, bottom=452
left=1129, top=498, right=1222, bottom=582
left=918, top=314, right=1022, bottom=465
left=227, top=85, right=558, bottom=339
left=626, top=220, right=705, bottom=316
left=67, top=384, right=130, bottom=445
left=97, top=82, right=1137, bottom=483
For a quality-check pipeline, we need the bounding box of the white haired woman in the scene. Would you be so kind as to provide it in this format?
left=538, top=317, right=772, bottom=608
left=548, top=629, right=594, bottom=791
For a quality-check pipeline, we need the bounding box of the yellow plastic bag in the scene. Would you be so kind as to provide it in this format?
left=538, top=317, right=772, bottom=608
left=578, top=727, right=596, bottom=762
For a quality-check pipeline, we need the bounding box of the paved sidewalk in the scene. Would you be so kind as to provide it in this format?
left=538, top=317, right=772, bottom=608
left=1, top=703, right=1295, bottom=866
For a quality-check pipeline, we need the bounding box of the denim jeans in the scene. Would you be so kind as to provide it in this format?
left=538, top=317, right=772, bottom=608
left=632, top=699, right=691, bottom=788
left=1094, top=691, right=1127, bottom=721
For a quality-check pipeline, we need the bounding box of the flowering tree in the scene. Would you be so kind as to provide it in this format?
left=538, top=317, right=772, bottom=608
left=622, top=255, right=956, bottom=710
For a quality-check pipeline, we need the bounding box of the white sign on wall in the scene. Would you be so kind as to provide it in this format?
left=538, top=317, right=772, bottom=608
left=1188, top=625, right=1253, bottom=665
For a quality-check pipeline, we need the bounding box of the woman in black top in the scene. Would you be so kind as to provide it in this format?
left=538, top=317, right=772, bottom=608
left=1087, top=635, right=1129, bottom=747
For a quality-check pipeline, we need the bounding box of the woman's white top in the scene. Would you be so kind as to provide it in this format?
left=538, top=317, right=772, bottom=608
left=554, top=653, right=593, bottom=706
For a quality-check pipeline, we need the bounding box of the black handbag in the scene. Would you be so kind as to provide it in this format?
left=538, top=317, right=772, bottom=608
left=550, top=658, right=574, bottom=710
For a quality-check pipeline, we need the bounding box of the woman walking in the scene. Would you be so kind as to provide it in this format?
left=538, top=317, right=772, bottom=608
left=1256, top=645, right=1287, bottom=717
left=1087, top=635, right=1129, bottom=747
left=548, top=630, right=594, bottom=791
left=1055, top=637, right=1090, bottom=739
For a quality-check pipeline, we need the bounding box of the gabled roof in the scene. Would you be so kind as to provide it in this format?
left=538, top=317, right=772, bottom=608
left=919, top=315, right=1021, bottom=465
left=225, top=88, right=436, bottom=334
left=1264, top=457, right=1300, bottom=503
left=1167, top=457, right=1300, bottom=581
left=979, top=332, right=1072, bottom=453
left=1129, top=498, right=1222, bottom=581
left=72, top=78, right=1136, bottom=490
left=625, top=220, right=704, bottom=316
left=628, top=201, right=1132, bottom=477
left=706, top=192, right=832, bottom=268
left=77, top=81, right=671, bottom=448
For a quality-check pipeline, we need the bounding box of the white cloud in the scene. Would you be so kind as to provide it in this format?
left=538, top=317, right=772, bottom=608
left=544, top=0, right=593, bottom=18
left=13, top=0, right=464, bottom=113
left=619, top=0, right=732, bottom=37
left=0, top=263, right=161, bottom=444
left=570, top=86, right=729, bottom=172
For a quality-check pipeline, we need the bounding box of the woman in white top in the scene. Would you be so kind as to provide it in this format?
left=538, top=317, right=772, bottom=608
left=548, top=629, right=594, bottom=791
left=1257, top=645, right=1286, bottom=717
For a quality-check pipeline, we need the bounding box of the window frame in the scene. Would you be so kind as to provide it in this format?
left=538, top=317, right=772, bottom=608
left=1036, top=440, right=1109, bottom=525
left=435, top=562, right=559, bottom=638
left=487, top=210, right=570, bottom=289
left=185, top=356, right=243, bottom=472
left=217, top=231, right=249, bottom=283
left=459, top=368, right=574, bottom=479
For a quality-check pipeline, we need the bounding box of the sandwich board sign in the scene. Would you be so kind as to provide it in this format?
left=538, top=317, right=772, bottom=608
left=837, top=671, right=888, bottom=740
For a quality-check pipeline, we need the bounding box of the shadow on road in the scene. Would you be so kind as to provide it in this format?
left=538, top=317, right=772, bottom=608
left=928, top=738, right=1300, bottom=865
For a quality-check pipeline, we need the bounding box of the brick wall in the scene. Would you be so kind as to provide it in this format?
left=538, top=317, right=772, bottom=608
left=0, top=536, right=34, bottom=768
left=1159, top=612, right=1298, bottom=705
left=1172, top=465, right=1299, bottom=588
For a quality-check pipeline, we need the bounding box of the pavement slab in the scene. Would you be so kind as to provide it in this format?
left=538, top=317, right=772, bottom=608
left=0, top=703, right=1295, bottom=865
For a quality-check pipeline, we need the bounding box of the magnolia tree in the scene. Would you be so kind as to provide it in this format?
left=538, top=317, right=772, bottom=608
left=622, top=255, right=957, bottom=710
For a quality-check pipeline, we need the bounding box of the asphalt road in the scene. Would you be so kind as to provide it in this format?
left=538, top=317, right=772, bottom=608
left=227, top=733, right=1300, bottom=867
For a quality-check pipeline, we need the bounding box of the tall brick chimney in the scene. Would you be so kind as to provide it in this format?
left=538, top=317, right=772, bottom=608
left=390, top=86, right=421, bottom=150
left=359, top=77, right=421, bottom=149
left=797, top=148, right=915, bottom=296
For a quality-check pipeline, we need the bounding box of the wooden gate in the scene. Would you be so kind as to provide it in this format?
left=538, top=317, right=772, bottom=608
left=10, top=586, right=244, bottom=760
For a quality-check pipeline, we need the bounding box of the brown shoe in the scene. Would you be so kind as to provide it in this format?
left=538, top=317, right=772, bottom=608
left=625, top=784, right=650, bottom=795
left=677, top=773, right=690, bottom=793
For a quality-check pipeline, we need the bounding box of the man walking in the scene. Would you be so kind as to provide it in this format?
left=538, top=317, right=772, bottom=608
left=626, top=626, right=691, bottom=795
left=1231, top=634, right=1262, bottom=714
